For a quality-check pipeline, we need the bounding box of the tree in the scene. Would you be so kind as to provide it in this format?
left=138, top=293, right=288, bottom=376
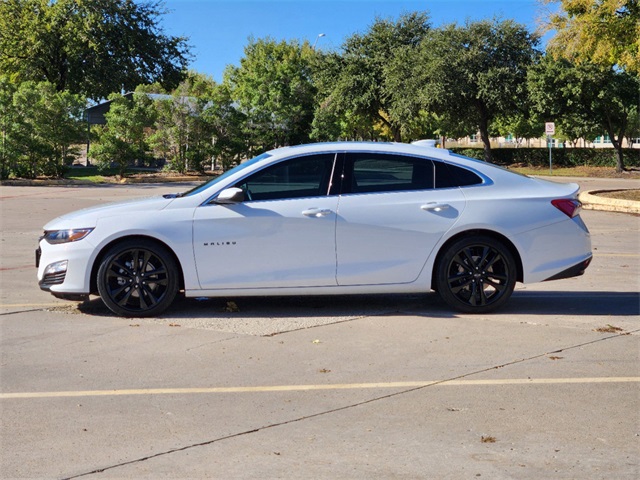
left=313, top=12, right=431, bottom=142
left=0, top=77, right=17, bottom=179
left=0, top=0, right=191, bottom=100
left=148, top=73, right=216, bottom=173
left=90, top=92, right=153, bottom=177
left=543, top=0, right=640, bottom=74
left=528, top=56, right=639, bottom=171
left=8, top=81, right=85, bottom=178
left=200, top=82, right=248, bottom=171
left=493, top=113, right=545, bottom=147
left=412, top=19, right=540, bottom=162
left=224, top=37, right=317, bottom=153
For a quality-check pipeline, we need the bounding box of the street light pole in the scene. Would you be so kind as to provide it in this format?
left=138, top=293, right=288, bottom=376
left=313, top=33, right=326, bottom=50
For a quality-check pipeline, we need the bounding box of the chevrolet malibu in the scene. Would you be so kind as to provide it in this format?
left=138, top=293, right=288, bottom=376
left=36, top=141, right=592, bottom=317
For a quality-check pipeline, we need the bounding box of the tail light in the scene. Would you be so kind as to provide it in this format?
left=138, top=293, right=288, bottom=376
left=552, top=199, right=582, bottom=218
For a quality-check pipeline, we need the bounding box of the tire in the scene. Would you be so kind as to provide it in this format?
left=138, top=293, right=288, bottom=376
left=97, top=239, right=179, bottom=317
left=435, top=235, right=516, bottom=313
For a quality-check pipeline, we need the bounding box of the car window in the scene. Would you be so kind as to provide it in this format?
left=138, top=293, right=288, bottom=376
left=346, top=153, right=434, bottom=194
left=182, top=152, right=272, bottom=197
left=434, top=161, right=483, bottom=188
left=235, top=153, right=336, bottom=201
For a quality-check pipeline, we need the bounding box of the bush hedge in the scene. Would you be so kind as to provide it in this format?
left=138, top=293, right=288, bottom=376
left=450, top=148, right=640, bottom=168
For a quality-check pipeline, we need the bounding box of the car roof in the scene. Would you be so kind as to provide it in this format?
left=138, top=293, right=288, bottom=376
left=268, top=141, right=455, bottom=162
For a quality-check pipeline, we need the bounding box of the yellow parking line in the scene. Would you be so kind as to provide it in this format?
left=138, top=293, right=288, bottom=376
left=0, top=303, right=64, bottom=308
left=2, top=377, right=638, bottom=399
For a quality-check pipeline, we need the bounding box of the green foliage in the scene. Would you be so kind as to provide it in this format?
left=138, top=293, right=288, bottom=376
left=0, top=79, right=85, bottom=179
left=528, top=56, right=639, bottom=171
left=451, top=147, right=640, bottom=167
left=4, top=8, right=636, bottom=179
left=148, top=74, right=217, bottom=174
left=224, top=37, right=316, bottom=152
left=0, top=0, right=191, bottom=100
left=90, top=93, right=153, bottom=177
left=413, top=18, right=540, bottom=162
left=543, top=0, right=640, bottom=74
left=313, top=12, right=431, bottom=142
left=200, top=82, right=247, bottom=171
left=0, top=77, right=17, bottom=179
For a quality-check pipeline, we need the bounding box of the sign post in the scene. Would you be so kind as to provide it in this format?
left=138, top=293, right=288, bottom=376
left=545, top=122, right=555, bottom=174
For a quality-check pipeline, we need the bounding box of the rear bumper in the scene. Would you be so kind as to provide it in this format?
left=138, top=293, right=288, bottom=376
left=543, top=255, right=592, bottom=282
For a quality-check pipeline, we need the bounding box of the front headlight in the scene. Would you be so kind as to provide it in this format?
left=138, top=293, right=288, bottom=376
left=43, top=228, right=94, bottom=245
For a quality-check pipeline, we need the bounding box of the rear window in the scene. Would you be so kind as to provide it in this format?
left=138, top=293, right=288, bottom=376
left=434, top=161, right=483, bottom=188
left=347, top=153, right=434, bottom=193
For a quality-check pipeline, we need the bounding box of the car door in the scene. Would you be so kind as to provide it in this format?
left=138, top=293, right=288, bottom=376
left=335, top=152, right=466, bottom=286
left=193, top=153, right=339, bottom=290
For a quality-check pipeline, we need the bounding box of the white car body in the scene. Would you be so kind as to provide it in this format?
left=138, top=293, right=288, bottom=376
left=37, top=142, right=592, bottom=316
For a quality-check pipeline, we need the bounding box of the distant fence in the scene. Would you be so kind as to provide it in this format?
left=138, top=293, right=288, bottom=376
left=450, top=148, right=640, bottom=168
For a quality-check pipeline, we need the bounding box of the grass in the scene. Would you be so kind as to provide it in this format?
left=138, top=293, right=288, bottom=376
left=596, top=190, right=640, bottom=202
left=508, top=165, right=640, bottom=179
left=64, top=167, right=118, bottom=183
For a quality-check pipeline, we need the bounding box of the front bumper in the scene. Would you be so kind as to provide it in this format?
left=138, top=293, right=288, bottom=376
left=36, top=239, right=95, bottom=296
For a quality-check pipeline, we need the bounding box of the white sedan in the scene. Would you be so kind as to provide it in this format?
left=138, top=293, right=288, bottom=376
left=36, top=141, right=592, bottom=317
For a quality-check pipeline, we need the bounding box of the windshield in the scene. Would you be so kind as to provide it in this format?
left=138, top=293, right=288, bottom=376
left=180, top=152, right=272, bottom=197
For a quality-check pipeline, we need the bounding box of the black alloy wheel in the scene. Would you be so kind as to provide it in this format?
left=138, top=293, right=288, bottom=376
left=436, top=235, right=516, bottom=313
left=97, top=239, right=179, bottom=317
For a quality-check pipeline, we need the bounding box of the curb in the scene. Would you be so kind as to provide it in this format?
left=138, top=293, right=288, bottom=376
left=579, top=190, right=640, bottom=214
left=0, top=176, right=209, bottom=187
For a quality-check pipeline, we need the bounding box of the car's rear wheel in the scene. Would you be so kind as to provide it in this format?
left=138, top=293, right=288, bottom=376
left=435, top=235, right=516, bottom=313
left=97, top=239, right=179, bottom=317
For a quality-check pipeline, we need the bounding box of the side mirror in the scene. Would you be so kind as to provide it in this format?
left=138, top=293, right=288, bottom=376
left=214, top=187, right=245, bottom=204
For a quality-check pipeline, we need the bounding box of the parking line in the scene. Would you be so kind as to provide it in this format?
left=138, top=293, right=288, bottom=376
left=1, top=377, right=638, bottom=399
left=0, top=303, right=64, bottom=308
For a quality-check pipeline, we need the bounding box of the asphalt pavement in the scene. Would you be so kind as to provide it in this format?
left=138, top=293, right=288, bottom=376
left=1, top=179, right=638, bottom=479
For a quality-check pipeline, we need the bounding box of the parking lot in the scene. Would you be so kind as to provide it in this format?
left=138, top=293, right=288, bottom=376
left=1, top=181, right=638, bottom=479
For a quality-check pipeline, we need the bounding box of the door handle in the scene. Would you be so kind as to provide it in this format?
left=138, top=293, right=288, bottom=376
left=302, top=208, right=333, bottom=218
left=421, top=203, right=451, bottom=212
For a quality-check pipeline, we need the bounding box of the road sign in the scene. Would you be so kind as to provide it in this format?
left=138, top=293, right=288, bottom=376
left=545, top=122, right=555, bottom=135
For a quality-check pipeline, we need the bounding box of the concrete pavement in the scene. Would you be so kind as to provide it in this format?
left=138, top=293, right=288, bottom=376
left=1, top=180, right=638, bottom=479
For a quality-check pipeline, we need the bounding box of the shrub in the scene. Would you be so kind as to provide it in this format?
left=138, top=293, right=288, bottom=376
left=450, top=148, right=640, bottom=168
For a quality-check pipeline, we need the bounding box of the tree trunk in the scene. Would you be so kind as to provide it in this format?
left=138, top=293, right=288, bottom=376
left=614, top=142, right=625, bottom=173
left=477, top=103, right=492, bottom=162
left=607, top=130, right=625, bottom=173
left=478, top=123, right=492, bottom=162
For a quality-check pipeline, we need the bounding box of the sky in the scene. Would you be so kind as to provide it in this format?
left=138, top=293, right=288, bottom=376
left=161, top=0, right=554, bottom=82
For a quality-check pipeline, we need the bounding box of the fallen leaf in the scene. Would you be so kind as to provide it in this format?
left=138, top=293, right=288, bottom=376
left=548, top=356, right=564, bottom=360
left=223, top=301, right=240, bottom=313
left=169, top=323, right=181, bottom=327
left=595, top=324, right=624, bottom=333
left=481, top=436, right=497, bottom=443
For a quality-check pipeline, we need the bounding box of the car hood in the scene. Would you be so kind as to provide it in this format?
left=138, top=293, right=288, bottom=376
left=43, top=196, right=174, bottom=230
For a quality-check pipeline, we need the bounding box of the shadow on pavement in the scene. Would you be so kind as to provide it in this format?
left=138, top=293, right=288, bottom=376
left=73, top=291, right=639, bottom=319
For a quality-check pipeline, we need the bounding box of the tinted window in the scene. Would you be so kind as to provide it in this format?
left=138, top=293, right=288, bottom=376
left=346, top=153, right=434, bottom=194
left=183, top=152, right=272, bottom=197
left=434, top=161, right=483, bottom=188
left=235, top=153, right=335, bottom=201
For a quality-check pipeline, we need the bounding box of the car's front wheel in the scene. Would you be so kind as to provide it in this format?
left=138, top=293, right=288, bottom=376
left=435, top=235, right=516, bottom=313
left=97, top=239, right=179, bottom=317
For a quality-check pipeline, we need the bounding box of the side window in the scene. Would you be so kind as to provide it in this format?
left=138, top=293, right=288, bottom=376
left=347, top=153, right=434, bottom=194
left=235, top=153, right=335, bottom=201
left=434, top=161, right=483, bottom=188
